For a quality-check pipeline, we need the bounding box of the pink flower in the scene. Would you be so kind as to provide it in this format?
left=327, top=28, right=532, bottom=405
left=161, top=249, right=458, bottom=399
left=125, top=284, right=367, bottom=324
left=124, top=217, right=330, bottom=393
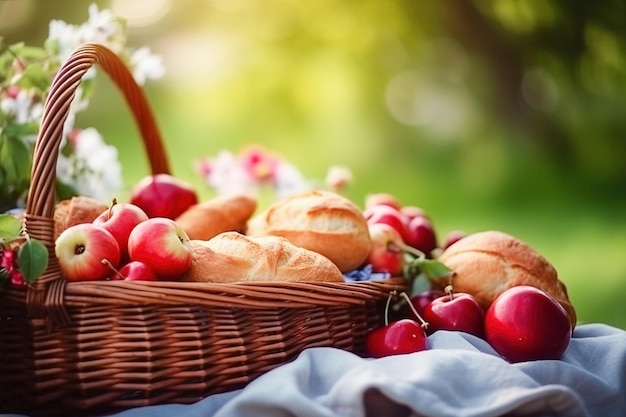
left=239, top=145, right=280, bottom=184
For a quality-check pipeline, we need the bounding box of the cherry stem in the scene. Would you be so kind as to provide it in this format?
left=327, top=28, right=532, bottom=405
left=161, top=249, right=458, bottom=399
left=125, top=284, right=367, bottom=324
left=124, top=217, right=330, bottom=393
left=383, top=290, right=396, bottom=326
left=398, top=291, right=429, bottom=330
left=101, top=258, right=125, bottom=279
left=444, top=284, right=454, bottom=301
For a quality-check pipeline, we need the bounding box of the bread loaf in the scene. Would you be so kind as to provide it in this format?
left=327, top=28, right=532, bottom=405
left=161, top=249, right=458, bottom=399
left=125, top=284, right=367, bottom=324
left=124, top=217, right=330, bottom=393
left=175, top=193, right=257, bottom=240
left=436, top=230, right=577, bottom=328
left=181, top=232, right=345, bottom=283
left=246, top=190, right=371, bottom=273
left=54, top=196, right=108, bottom=240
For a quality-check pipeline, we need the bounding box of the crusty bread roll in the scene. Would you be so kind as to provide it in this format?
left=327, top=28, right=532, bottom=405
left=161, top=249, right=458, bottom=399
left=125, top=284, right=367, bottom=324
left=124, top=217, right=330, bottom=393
left=54, top=196, right=108, bottom=240
left=436, top=230, right=577, bottom=328
left=246, top=190, right=371, bottom=273
left=180, top=232, right=345, bottom=283
left=175, top=193, right=257, bottom=240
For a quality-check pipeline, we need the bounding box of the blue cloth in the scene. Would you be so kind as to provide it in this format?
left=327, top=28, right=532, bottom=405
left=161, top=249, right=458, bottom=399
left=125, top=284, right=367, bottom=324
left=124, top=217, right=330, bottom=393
left=4, top=323, right=625, bottom=417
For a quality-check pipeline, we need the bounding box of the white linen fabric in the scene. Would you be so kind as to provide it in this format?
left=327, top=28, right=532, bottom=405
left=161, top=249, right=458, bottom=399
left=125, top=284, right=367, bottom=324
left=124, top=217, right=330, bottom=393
left=4, top=323, right=625, bottom=417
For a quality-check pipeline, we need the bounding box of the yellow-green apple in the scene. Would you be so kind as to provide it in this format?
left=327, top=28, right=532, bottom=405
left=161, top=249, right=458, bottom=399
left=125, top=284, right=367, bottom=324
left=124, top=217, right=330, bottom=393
left=55, top=223, right=121, bottom=281
left=93, top=202, right=149, bottom=261
left=404, top=215, right=438, bottom=258
left=130, top=173, right=198, bottom=219
left=127, top=217, right=193, bottom=280
left=365, top=192, right=402, bottom=211
left=364, top=204, right=408, bottom=242
left=367, top=222, right=404, bottom=276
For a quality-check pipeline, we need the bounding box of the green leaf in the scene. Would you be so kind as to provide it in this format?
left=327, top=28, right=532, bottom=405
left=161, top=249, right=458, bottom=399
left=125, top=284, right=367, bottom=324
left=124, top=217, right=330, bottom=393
left=2, top=121, right=39, bottom=139
left=21, top=62, right=50, bottom=91
left=404, top=255, right=453, bottom=282
left=411, top=273, right=432, bottom=295
left=0, top=135, right=32, bottom=187
left=55, top=180, right=80, bottom=201
left=17, top=239, right=48, bottom=284
left=0, top=214, right=22, bottom=241
left=418, top=258, right=453, bottom=280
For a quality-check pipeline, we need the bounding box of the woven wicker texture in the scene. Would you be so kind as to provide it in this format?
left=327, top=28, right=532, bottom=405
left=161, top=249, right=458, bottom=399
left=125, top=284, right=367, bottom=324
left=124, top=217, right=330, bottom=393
left=0, top=43, right=405, bottom=417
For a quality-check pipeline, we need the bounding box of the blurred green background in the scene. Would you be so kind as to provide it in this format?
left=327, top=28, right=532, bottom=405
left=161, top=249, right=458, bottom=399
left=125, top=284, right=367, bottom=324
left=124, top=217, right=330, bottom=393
left=2, top=0, right=625, bottom=329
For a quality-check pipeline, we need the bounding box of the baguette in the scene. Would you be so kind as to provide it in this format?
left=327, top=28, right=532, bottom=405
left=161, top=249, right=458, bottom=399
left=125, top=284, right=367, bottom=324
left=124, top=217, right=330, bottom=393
left=181, top=232, right=345, bottom=283
left=175, top=193, right=257, bottom=240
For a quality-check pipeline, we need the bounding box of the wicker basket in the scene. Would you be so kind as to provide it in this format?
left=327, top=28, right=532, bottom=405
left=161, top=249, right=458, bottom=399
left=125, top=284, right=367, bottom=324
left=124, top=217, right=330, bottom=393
left=0, top=43, right=405, bottom=417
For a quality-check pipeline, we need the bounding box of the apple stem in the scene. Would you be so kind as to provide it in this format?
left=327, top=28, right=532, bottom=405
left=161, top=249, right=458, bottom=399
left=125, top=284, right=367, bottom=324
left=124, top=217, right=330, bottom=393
left=398, top=291, right=429, bottom=330
left=444, top=284, right=454, bottom=301
left=101, top=258, right=125, bottom=280
left=106, top=198, right=118, bottom=219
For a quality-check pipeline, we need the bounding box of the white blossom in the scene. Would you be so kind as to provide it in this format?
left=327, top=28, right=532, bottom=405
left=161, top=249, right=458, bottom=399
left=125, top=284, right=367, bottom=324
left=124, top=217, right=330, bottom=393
left=80, top=3, right=126, bottom=54
left=47, top=19, right=81, bottom=63
left=130, top=47, right=166, bottom=85
left=56, top=128, right=122, bottom=202
left=0, top=90, right=40, bottom=125
left=206, top=150, right=258, bottom=196
left=274, top=161, right=311, bottom=199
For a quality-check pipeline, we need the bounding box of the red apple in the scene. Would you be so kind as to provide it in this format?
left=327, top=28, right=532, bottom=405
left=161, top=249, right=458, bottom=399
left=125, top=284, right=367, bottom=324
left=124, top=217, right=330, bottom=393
left=442, top=230, right=467, bottom=250
left=410, top=289, right=446, bottom=316
left=485, top=285, right=572, bottom=363
left=55, top=223, right=121, bottom=281
left=130, top=173, right=198, bottom=219
left=106, top=260, right=158, bottom=281
left=422, top=290, right=485, bottom=338
left=127, top=217, right=193, bottom=280
left=93, top=202, right=149, bottom=261
left=364, top=204, right=408, bottom=241
left=404, top=215, right=438, bottom=257
left=365, top=192, right=402, bottom=211
left=367, top=223, right=405, bottom=276
left=365, top=318, right=428, bottom=358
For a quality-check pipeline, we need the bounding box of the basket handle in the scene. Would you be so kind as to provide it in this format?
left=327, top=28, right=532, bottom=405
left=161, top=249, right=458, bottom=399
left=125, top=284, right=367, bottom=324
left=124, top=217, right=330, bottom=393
left=23, top=43, right=170, bottom=320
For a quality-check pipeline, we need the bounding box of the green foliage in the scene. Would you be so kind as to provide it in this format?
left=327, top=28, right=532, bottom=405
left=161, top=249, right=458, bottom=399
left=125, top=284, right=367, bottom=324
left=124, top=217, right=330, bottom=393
left=0, top=214, right=48, bottom=290
left=17, top=239, right=48, bottom=285
left=0, top=215, right=22, bottom=241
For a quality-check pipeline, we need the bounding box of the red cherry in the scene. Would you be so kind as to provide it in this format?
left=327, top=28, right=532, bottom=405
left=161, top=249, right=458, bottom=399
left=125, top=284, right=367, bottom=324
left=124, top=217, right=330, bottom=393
left=364, top=193, right=402, bottom=211
left=400, top=205, right=428, bottom=223
left=404, top=215, right=437, bottom=258
left=422, top=289, right=485, bottom=338
left=410, top=289, right=446, bottom=316
left=364, top=204, right=408, bottom=242
left=485, top=285, right=572, bottom=363
left=365, top=319, right=428, bottom=358
left=364, top=291, right=430, bottom=358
